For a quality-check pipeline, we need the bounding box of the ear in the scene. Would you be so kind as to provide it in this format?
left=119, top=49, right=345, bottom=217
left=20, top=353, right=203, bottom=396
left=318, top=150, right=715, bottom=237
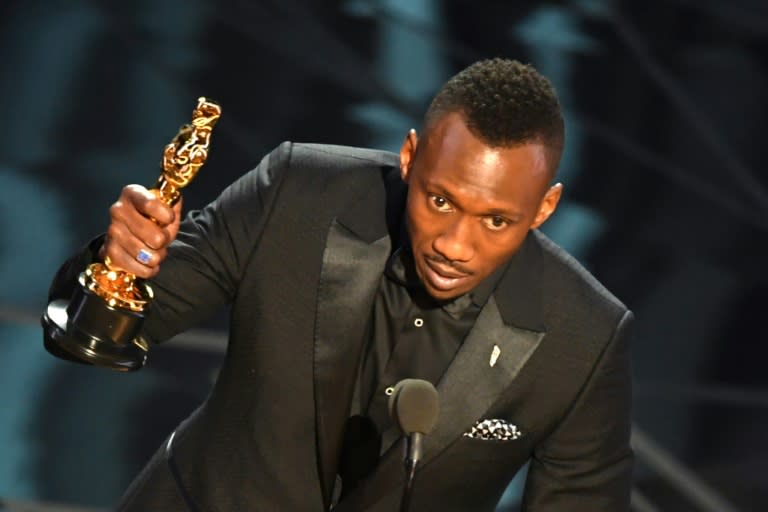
left=399, top=128, right=418, bottom=183
left=530, top=183, right=563, bottom=229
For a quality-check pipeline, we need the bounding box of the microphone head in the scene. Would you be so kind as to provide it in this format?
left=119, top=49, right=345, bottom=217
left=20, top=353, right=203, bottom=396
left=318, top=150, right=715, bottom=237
left=388, top=379, right=440, bottom=435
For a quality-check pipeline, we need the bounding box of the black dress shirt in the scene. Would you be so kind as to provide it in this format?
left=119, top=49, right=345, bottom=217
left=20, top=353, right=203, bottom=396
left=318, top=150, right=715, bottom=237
left=337, top=245, right=505, bottom=497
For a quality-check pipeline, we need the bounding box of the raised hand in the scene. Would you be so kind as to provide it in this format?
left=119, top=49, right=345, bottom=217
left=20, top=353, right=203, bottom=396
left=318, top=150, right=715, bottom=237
left=99, top=184, right=183, bottom=279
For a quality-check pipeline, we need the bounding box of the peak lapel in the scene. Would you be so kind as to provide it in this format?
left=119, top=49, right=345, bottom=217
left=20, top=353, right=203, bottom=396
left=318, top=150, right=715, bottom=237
left=314, top=171, right=398, bottom=507
left=424, top=296, right=545, bottom=460
left=425, top=231, right=547, bottom=461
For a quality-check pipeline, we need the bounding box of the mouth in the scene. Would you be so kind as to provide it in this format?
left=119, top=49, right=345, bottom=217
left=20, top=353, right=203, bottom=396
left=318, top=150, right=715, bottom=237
left=422, top=257, right=472, bottom=292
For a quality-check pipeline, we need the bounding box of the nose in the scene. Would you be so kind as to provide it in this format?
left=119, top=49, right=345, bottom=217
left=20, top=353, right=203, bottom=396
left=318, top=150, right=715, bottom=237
left=433, top=217, right=475, bottom=263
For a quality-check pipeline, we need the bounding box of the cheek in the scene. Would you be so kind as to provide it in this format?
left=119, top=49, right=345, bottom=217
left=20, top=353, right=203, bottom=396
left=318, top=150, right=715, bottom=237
left=475, top=232, right=526, bottom=266
left=406, top=195, right=437, bottom=241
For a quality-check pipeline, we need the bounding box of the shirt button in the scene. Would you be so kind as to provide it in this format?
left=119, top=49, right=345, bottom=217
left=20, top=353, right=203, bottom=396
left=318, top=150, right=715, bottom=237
left=414, top=318, right=424, bottom=327
left=385, top=386, right=395, bottom=396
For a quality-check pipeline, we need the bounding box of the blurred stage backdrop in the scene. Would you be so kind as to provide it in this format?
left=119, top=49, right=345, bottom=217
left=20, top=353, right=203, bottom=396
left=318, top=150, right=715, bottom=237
left=1, top=0, right=767, bottom=510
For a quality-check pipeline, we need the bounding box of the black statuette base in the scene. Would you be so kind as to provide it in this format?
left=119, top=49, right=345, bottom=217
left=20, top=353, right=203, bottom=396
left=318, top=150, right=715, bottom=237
left=41, top=276, right=148, bottom=372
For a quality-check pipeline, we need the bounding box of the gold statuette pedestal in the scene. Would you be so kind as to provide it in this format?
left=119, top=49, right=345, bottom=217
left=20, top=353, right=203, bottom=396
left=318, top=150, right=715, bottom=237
left=41, top=97, right=221, bottom=371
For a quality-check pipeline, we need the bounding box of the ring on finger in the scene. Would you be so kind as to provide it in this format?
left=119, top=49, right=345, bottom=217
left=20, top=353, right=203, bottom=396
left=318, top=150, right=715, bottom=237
left=136, top=248, right=153, bottom=265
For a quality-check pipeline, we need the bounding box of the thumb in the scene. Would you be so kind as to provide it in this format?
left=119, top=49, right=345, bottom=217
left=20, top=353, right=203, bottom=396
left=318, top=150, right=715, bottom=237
left=167, top=196, right=184, bottom=240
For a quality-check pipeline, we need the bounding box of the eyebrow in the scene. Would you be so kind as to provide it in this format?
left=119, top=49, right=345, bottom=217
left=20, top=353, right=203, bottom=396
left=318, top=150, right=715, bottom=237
left=430, top=183, right=524, bottom=220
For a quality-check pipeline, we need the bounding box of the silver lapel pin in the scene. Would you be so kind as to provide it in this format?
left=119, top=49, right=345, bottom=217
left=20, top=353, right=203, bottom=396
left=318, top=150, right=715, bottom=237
left=490, top=344, right=501, bottom=367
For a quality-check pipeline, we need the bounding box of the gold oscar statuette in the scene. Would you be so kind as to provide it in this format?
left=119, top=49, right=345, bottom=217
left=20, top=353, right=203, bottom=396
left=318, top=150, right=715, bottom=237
left=42, top=97, right=222, bottom=371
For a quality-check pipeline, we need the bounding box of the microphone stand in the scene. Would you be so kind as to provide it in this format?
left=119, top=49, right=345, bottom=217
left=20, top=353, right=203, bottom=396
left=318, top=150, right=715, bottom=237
left=400, top=432, right=423, bottom=512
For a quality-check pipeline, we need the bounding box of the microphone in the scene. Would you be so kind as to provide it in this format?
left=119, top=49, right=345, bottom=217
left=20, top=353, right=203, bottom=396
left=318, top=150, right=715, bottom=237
left=388, top=379, right=440, bottom=512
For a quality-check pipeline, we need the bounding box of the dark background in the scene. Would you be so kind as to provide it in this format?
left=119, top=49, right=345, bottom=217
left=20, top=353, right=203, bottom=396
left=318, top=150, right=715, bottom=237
left=1, top=1, right=766, bottom=510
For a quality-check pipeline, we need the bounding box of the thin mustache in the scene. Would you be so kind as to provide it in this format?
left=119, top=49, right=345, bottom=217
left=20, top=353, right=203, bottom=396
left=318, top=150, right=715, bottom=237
left=425, top=254, right=474, bottom=276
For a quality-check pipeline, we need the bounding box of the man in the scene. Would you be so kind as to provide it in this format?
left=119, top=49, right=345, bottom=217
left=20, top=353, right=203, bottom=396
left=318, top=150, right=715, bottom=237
left=46, top=59, right=634, bottom=511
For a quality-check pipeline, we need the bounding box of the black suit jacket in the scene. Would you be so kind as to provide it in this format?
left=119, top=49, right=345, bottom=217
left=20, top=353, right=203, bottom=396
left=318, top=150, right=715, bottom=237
left=49, top=142, right=634, bottom=511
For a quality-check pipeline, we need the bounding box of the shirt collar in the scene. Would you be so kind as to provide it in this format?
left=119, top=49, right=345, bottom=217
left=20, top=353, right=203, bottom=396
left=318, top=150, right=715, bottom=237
left=384, top=246, right=507, bottom=319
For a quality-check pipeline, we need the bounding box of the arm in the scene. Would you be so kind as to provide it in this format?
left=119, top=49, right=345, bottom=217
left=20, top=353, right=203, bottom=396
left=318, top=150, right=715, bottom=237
left=521, top=310, right=635, bottom=511
left=142, top=142, right=291, bottom=343
left=46, top=141, right=292, bottom=348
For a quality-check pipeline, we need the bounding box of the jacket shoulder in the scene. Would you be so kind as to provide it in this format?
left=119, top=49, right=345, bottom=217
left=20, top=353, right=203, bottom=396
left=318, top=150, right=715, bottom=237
left=287, top=142, right=399, bottom=172
left=533, top=229, right=629, bottom=321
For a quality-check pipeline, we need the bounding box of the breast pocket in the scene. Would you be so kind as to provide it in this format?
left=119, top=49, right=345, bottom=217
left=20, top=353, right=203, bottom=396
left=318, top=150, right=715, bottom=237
left=450, top=433, right=534, bottom=463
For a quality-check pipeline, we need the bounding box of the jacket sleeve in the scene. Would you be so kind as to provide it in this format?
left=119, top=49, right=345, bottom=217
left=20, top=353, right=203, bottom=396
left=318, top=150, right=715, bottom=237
left=521, top=309, right=635, bottom=511
left=46, top=141, right=293, bottom=346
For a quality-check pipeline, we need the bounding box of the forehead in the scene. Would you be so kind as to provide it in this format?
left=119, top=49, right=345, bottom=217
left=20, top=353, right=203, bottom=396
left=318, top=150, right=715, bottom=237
left=415, top=113, right=551, bottom=210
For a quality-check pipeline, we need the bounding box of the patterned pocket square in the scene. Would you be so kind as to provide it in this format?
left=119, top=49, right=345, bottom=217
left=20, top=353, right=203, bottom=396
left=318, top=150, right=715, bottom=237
left=464, top=418, right=523, bottom=441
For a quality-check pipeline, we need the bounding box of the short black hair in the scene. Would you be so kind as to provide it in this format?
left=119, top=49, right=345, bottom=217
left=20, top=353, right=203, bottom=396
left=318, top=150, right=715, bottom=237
left=424, top=58, right=565, bottom=173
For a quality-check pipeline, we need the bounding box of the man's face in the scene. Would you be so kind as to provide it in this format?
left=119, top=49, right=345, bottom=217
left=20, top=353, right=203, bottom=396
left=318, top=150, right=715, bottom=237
left=400, top=112, right=562, bottom=301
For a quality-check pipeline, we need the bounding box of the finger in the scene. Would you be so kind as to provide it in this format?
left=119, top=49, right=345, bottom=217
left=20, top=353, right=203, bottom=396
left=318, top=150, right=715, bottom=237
left=124, top=185, right=176, bottom=226
left=166, top=198, right=184, bottom=240
left=134, top=247, right=169, bottom=269
left=103, top=238, right=159, bottom=280
left=106, top=222, right=168, bottom=272
left=171, top=196, right=183, bottom=223
left=110, top=203, right=172, bottom=251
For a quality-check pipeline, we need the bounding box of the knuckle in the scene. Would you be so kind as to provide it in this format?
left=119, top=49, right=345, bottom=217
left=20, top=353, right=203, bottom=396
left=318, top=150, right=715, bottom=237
left=106, top=223, right=120, bottom=239
left=103, top=245, right=115, bottom=262
left=104, top=247, right=123, bottom=268
left=136, top=196, right=151, bottom=214
left=125, top=184, right=146, bottom=197
left=149, top=232, right=167, bottom=250
left=162, top=205, right=176, bottom=225
left=128, top=187, right=152, bottom=209
left=150, top=204, right=173, bottom=226
left=107, top=224, right=129, bottom=248
left=109, top=202, right=124, bottom=219
left=104, top=239, right=118, bottom=256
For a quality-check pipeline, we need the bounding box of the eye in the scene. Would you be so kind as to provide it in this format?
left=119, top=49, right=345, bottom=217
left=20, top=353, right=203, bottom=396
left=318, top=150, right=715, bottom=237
left=482, top=215, right=509, bottom=231
left=429, top=194, right=452, bottom=212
